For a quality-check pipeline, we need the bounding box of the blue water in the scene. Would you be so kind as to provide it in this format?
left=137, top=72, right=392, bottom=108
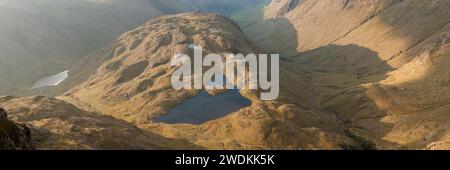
left=155, top=89, right=252, bottom=124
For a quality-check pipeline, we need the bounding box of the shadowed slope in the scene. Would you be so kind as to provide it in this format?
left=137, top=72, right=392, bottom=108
left=235, top=0, right=450, bottom=149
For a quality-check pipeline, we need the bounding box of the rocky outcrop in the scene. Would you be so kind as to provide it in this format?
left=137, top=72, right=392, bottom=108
left=0, top=107, right=33, bottom=150
left=0, top=108, right=6, bottom=120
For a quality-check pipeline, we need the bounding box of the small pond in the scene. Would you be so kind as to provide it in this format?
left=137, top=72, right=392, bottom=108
left=154, top=89, right=252, bottom=124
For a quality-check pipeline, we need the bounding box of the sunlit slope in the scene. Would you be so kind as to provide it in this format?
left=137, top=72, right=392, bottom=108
left=325, top=36, right=450, bottom=149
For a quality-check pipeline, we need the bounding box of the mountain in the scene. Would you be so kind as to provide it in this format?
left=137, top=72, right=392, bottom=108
left=2, top=12, right=354, bottom=149
left=44, top=12, right=352, bottom=149
left=0, top=0, right=267, bottom=95
left=2, top=0, right=450, bottom=150
left=235, top=0, right=450, bottom=149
